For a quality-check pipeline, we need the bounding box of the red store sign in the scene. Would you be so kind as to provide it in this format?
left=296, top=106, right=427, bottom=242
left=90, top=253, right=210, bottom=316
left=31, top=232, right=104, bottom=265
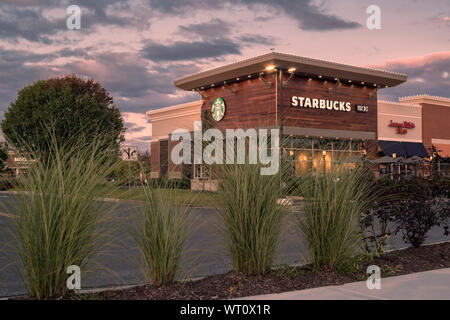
left=389, top=120, right=415, bottom=134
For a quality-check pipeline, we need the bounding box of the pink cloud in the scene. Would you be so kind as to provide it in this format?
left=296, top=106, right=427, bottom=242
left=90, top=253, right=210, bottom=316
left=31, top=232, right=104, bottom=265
left=366, top=51, right=450, bottom=70
left=122, top=112, right=152, bottom=147
left=372, top=51, right=450, bottom=101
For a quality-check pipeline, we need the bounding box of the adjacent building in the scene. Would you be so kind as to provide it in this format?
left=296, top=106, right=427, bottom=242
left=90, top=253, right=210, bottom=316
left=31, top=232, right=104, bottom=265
left=399, top=95, right=450, bottom=158
left=377, top=100, right=428, bottom=159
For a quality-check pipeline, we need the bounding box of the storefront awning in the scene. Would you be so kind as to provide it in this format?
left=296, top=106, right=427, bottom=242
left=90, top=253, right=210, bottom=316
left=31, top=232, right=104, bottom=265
left=379, top=141, right=429, bottom=158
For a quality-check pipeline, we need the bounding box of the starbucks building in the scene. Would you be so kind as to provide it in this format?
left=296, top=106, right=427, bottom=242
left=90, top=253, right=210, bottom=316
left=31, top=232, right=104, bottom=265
left=147, top=52, right=447, bottom=186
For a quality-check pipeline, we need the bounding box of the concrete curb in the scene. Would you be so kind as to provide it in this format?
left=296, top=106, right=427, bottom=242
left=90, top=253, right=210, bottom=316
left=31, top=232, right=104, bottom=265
left=0, top=276, right=208, bottom=300
left=0, top=190, right=29, bottom=195
left=76, top=275, right=208, bottom=296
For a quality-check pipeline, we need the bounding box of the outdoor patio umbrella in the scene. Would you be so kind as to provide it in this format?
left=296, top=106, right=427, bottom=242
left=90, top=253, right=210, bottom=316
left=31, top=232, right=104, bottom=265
left=404, top=156, right=425, bottom=164
left=370, top=156, right=398, bottom=164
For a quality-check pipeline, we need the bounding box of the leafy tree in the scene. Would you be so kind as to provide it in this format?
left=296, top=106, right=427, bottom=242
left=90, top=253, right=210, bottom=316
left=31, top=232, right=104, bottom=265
left=138, top=150, right=151, bottom=175
left=0, top=142, right=8, bottom=173
left=1, top=75, right=125, bottom=155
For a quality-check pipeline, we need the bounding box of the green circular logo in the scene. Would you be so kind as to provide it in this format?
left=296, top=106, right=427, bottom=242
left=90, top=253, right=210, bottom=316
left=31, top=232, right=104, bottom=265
left=211, top=97, right=225, bottom=122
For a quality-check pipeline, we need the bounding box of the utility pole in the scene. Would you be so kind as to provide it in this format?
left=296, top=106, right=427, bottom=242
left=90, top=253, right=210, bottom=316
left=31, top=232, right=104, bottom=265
left=128, top=159, right=131, bottom=190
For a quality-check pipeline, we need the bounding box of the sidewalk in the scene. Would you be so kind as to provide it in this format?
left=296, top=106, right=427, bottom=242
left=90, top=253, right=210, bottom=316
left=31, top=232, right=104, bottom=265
left=239, top=268, right=450, bottom=300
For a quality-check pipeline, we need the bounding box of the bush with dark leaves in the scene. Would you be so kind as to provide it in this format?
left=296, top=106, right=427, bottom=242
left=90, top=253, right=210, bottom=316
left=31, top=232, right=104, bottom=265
left=361, top=177, right=449, bottom=251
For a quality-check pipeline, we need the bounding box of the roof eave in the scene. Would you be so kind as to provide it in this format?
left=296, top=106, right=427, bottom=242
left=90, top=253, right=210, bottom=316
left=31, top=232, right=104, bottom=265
left=174, top=52, right=407, bottom=91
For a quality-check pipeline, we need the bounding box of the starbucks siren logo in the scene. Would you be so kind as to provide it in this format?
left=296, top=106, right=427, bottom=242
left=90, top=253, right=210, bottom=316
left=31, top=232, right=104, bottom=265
left=212, top=97, right=225, bottom=121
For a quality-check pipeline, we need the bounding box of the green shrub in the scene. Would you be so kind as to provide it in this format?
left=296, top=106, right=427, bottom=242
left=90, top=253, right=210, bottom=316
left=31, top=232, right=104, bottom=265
left=360, top=178, right=400, bottom=256
left=361, top=177, right=449, bottom=249
left=295, top=166, right=379, bottom=270
left=174, top=178, right=191, bottom=190
left=218, top=162, right=288, bottom=275
left=0, top=142, right=7, bottom=173
left=428, top=176, right=450, bottom=198
left=394, top=196, right=449, bottom=247
left=0, top=176, right=18, bottom=190
left=0, top=135, right=119, bottom=299
left=129, top=179, right=194, bottom=285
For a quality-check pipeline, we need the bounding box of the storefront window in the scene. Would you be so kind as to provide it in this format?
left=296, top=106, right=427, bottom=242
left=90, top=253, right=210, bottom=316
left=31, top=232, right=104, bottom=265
left=294, top=150, right=313, bottom=175
left=313, top=151, right=332, bottom=173
left=314, top=138, right=332, bottom=151
left=286, top=136, right=363, bottom=175
left=194, top=164, right=210, bottom=179
left=350, top=140, right=362, bottom=152
left=291, top=137, right=313, bottom=150
left=332, top=151, right=352, bottom=163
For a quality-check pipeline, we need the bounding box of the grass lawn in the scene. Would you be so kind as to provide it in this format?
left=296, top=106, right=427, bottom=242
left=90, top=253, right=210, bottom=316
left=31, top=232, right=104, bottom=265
left=105, top=187, right=221, bottom=207
left=6, top=185, right=221, bottom=207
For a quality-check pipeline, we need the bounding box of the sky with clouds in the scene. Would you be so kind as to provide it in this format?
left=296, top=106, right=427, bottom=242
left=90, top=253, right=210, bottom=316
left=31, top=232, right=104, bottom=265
left=0, top=0, right=449, bottom=149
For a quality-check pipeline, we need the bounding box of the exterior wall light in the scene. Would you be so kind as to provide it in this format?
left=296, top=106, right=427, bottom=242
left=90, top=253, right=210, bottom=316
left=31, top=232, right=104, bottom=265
left=392, top=153, right=397, bottom=159
left=259, top=72, right=272, bottom=88
left=265, top=65, right=276, bottom=72
left=288, top=67, right=296, bottom=73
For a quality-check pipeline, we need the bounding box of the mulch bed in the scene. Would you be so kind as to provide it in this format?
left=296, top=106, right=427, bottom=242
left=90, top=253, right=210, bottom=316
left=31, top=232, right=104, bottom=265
left=77, top=241, right=450, bottom=300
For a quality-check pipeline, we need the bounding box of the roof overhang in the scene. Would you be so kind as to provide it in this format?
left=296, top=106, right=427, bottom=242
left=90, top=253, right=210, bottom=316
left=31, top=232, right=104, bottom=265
left=174, top=52, right=407, bottom=91
left=146, top=100, right=203, bottom=122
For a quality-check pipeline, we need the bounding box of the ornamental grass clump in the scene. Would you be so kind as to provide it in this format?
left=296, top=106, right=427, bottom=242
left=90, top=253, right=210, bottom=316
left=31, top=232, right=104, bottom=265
left=129, top=179, right=194, bottom=286
left=1, top=135, right=119, bottom=299
left=218, top=161, right=289, bottom=275
left=295, top=166, right=379, bottom=270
